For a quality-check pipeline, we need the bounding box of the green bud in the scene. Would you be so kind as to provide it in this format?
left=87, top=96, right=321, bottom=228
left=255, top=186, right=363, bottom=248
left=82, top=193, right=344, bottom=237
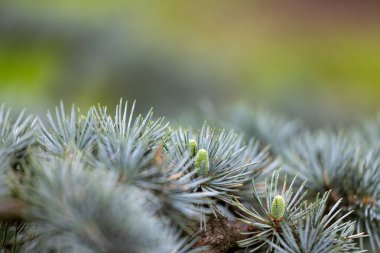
left=195, top=149, right=209, bottom=176
left=271, top=195, right=285, bottom=220
left=189, top=139, right=198, bottom=157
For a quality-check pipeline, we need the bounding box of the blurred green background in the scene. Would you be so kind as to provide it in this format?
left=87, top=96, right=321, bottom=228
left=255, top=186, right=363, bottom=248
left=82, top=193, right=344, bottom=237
left=1, top=0, right=380, bottom=125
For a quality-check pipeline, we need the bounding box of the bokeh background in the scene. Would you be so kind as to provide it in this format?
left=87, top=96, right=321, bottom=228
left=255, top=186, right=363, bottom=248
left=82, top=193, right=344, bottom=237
left=1, top=0, right=380, bottom=125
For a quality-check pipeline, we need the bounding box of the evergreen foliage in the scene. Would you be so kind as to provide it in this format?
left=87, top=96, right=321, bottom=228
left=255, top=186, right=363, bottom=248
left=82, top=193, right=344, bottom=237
left=0, top=100, right=378, bottom=252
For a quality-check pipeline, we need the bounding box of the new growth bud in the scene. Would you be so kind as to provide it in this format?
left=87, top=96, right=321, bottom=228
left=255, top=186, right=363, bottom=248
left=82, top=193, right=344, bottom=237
left=271, top=195, right=285, bottom=220
left=195, top=149, right=209, bottom=176
left=189, top=139, right=198, bottom=157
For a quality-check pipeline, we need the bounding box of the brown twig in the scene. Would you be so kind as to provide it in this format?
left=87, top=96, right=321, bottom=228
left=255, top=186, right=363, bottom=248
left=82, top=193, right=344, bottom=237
left=0, top=199, right=26, bottom=221
left=194, top=215, right=250, bottom=253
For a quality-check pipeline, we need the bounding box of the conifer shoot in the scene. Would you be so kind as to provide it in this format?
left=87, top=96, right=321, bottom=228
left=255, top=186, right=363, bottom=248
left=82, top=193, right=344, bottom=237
left=195, top=148, right=209, bottom=176
left=271, top=195, right=285, bottom=220
left=189, top=139, right=198, bottom=157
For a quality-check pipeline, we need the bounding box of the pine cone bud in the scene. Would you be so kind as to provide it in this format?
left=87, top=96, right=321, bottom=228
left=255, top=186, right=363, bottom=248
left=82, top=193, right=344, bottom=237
left=189, top=139, right=198, bottom=157
left=195, top=149, right=209, bottom=176
left=271, top=195, right=285, bottom=220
